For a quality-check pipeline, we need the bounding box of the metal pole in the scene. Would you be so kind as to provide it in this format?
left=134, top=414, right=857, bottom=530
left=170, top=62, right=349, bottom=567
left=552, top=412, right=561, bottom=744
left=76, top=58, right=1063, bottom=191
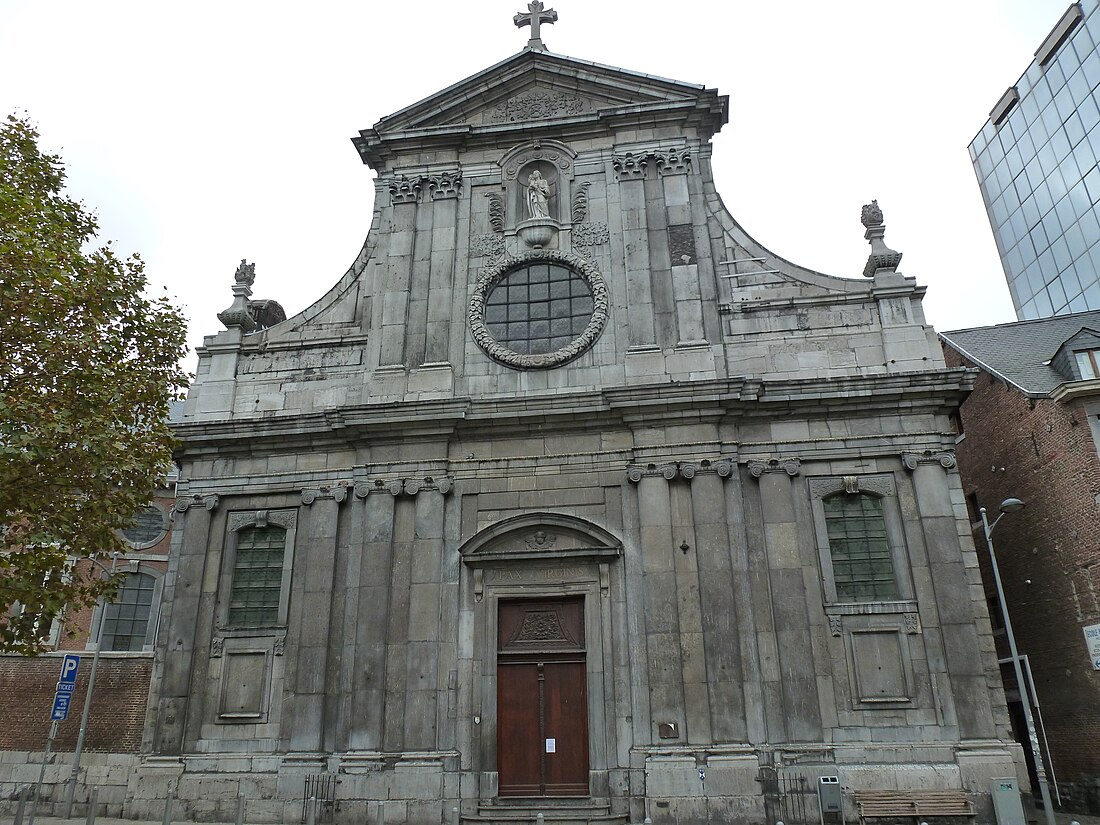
left=981, top=507, right=1057, bottom=825
left=64, top=554, right=119, bottom=817
left=86, top=787, right=99, bottom=825
left=162, top=791, right=174, bottom=825
left=236, top=795, right=245, bottom=825
left=27, top=719, right=59, bottom=825
left=14, top=784, right=29, bottom=825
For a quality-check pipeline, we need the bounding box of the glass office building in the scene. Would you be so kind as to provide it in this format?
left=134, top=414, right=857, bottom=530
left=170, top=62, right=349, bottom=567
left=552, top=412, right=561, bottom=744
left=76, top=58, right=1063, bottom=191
left=971, top=1, right=1100, bottom=319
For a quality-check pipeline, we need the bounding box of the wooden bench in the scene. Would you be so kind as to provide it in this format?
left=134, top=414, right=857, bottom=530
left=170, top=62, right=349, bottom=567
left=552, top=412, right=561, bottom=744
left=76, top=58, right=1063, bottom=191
left=854, top=790, right=976, bottom=824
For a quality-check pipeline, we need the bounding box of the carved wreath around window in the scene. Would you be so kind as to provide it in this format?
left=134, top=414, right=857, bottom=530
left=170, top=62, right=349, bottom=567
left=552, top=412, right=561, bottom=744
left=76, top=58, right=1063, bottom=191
left=468, top=249, right=608, bottom=369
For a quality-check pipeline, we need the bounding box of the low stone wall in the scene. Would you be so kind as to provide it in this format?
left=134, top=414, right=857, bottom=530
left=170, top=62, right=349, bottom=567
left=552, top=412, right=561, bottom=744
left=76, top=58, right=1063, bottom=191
left=0, top=743, right=1029, bottom=825
left=0, top=751, right=137, bottom=818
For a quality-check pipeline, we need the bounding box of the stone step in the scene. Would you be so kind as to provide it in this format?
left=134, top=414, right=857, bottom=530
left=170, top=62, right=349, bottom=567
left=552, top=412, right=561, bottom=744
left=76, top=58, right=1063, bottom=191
left=464, top=800, right=627, bottom=825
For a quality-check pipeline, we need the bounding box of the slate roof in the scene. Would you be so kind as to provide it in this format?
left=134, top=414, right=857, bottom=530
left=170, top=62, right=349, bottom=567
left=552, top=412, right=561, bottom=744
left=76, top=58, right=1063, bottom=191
left=940, top=310, right=1100, bottom=395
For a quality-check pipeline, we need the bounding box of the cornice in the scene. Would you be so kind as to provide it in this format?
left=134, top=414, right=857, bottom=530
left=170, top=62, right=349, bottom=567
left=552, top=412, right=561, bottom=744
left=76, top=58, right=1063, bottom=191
left=1049, top=378, right=1100, bottom=403
left=174, top=371, right=975, bottom=457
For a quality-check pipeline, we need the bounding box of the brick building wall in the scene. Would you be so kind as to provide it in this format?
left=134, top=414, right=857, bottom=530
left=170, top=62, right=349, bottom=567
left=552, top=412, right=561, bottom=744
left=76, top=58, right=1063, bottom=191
left=0, top=655, right=153, bottom=753
left=0, top=488, right=174, bottom=759
left=944, top=346, right=1100, bottom=802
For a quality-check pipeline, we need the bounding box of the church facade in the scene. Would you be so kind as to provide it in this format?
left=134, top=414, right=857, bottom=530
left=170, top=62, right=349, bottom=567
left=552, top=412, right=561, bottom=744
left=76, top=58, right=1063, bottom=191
left=145, top=11, right=1025, bottom=825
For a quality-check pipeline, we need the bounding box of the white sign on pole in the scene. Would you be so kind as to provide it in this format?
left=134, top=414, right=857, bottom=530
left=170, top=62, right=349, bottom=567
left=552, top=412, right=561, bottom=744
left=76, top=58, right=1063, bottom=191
left=1083, top=623, right=1100, bottom=671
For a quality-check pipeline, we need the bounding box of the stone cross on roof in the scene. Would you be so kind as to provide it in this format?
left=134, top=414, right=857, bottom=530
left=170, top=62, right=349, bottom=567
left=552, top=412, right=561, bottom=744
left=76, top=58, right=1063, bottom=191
left=514, top=1, right=557, bottom=51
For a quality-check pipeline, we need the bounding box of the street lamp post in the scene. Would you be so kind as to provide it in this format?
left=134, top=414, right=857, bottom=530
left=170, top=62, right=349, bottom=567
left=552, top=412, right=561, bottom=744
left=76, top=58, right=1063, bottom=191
left=62, top=552, right=121, bottom=818
left=979, top=498, right=1056, bottom=825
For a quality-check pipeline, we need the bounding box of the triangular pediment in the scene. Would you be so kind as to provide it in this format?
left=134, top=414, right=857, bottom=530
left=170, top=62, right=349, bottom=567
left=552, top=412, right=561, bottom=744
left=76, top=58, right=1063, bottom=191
left=354, top=49, right=727, bottom=168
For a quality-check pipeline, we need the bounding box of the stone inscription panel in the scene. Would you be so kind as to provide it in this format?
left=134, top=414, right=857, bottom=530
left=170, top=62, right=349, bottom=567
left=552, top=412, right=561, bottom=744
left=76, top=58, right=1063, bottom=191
left=218, top=651, right=269, bottom=720
left=490, top=566, right=590, bottom=584
left=849, top=629, right=910, bottom=704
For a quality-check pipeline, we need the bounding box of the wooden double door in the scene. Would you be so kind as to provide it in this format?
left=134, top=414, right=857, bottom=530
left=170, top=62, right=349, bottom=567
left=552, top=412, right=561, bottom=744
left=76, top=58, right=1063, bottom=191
left=497, top=597, right=589, bottom=797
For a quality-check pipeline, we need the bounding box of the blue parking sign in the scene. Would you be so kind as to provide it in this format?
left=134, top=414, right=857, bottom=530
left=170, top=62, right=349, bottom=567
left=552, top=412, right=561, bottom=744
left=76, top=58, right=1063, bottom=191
left=58, top=653, right=80, bottom=685
left=48, top=654, right=81, bottom=721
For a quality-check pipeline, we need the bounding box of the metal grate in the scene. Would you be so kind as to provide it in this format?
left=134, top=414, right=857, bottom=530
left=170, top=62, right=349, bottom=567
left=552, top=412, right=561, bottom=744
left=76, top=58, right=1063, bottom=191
left=301, top=773, right=337, bottom=824
left=757, top=765, right=814, bottom=825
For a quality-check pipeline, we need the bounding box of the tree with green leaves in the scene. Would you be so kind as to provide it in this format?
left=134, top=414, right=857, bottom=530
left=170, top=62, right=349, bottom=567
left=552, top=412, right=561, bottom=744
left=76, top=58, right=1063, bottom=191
left=0, top=114, right=189, bottom=654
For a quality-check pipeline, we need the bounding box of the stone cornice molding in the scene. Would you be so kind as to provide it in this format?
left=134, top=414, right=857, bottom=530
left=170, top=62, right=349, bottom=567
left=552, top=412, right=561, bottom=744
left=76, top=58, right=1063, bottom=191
left=900, top=450, right=957, bottom=471
left=173, top=372, right=976, bottom=457
left=173, top=494, right=219, bottom=513
left=353, top=476, right=454, bottom=499
left=745, top=458, right=801, bottom=478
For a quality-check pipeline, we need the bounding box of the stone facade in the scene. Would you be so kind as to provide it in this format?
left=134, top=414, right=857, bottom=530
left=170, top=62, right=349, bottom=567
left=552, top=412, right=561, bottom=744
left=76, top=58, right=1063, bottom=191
left=122, top=31, right=1022, bottom=825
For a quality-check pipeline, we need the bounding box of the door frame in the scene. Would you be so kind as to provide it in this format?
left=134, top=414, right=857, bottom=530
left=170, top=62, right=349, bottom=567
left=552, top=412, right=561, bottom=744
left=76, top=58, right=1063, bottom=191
left=457, top=512, right=623, bottom=802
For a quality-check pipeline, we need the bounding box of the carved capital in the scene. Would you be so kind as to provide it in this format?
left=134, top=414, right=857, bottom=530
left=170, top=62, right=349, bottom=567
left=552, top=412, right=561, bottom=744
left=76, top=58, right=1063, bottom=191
left=428, top=171, right=462, bottom=200
left=828, top=615, right=843, bottom=637
left=746, top=458, right=801, bottom=478
left=273, top=635, right=286, bottom=656
left=904, top=613, right=920, bottom=634
left=388, top=176, right=423, bottom=204
left=210, top=636, right=224, bottom=658
left=174, top=494, right=219, bottom=513
left=901, top=450, right=957, bottom=471
left=356, top=476, right=453, bottom=497
left=300, top=485, right=349, bottom=506
left=627, top=460, right=730, bottom=483
left=655, top=148, right=692, bottom=176
left=612, top=152, right=648, bottom=180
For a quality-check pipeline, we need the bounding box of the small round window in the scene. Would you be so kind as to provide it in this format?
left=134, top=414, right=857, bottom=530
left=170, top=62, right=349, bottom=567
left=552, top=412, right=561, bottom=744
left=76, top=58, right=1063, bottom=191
left=120, top=504, right=169, bottom=549
left=469, top=250, right=608, bottom=370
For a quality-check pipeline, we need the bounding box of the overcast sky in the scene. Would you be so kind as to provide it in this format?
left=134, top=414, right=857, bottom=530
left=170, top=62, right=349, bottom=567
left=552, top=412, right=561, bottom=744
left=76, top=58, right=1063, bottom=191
left=0, top=1, right=1072, bottom=367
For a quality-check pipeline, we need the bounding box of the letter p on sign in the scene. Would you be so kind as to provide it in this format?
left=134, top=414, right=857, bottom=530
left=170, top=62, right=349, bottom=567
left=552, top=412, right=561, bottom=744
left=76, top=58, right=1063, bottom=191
left=59, top=653, right=80, bottom=685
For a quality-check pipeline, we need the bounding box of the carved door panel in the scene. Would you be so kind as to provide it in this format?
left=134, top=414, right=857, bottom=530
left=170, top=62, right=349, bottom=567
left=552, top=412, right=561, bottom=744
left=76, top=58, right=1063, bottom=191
left=497, top=598, right=589, bottom=797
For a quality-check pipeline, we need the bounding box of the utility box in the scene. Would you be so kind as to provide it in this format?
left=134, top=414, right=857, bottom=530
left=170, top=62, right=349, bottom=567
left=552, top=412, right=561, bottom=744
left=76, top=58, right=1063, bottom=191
left=991, top=777, right=1026, bottom=825
left=818, top=775, right=843, bottom=825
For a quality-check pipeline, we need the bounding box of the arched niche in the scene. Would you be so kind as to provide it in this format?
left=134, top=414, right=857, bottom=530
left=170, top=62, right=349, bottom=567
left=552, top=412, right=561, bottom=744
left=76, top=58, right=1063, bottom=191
left=497, top=140, right=577, bottom=228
